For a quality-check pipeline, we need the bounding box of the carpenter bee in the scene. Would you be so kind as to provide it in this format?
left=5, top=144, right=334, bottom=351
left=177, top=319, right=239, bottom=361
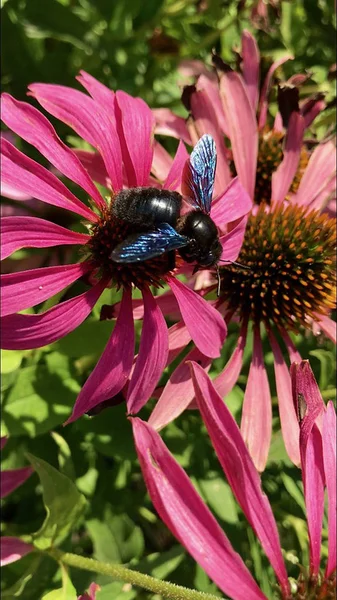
left=110, top=134, right=223, bottom=286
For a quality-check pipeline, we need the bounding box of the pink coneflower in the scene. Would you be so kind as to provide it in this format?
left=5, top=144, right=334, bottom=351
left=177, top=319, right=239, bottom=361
left=132, top=360, right=336, bottom=600
left=0, top=74, right=252, bottom=421
left=154, top=31, right=336, bottom=470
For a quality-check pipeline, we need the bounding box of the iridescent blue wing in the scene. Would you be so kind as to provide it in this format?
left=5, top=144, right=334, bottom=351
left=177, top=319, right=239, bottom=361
left=110, top=223, right=189, bottom=263
left=182, top=134, right=217, bottom=215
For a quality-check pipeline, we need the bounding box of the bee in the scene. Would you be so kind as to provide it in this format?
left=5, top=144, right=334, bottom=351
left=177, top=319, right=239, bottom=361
left=110, top=135, right=223, bottom=288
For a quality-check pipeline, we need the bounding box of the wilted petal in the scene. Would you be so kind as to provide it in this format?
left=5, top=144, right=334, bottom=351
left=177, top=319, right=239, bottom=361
left=294, top=141, right=336, bottom=209
left=1, top=262, right=91, bottom=317
left=1, top=216, right=89, bottom=260
left=66, top=288, right=134, bottom=423
left=127, top=288, right=168, bottom=414
left=190, top=362, right=290, bottom=596
left=1, top=466, right=33, bottom=498
left=78, top=582, right=101, bottom=600
left=132, top=418, right=267, bottom=600
left=301, top=95, right=326, bottom=129
left=220, top=70, right=258, bottom=199
left=0, top=537, right=34, bottom=566
left=241, top=30, right=260, bottom=112
left=213, top=319, right=248, bottom=397
left=322, top=402, right=337, bottom=578
left=271, top=111, right=305, bottom=205
left=167, top=276, right=227, bottom=358
left=163, top=141, right=189, bottom=191
left=1, top=138, right=96, bottom=221
left=29, top=83, right=123, bottom=193
left=115, top=91, right=155, bottom=187
left=149, top=348, right=211, bottom=431
left=1, top=279, right=106, bottom=350
left=290, top=361, right=325, bottom=445
left=153, top=108, right=192, bottom=144
left=268, top=329, right=300, bottom=466
left=211, top=177, right=252, bottom=229
left=258, top=55, right=293, bottom=129
left=241, top=325, right=272, bottom=471
left=1, top=93, right=105, bottom=210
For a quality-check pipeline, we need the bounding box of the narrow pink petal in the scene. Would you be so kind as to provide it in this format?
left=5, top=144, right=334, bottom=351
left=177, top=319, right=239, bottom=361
left=271, top=111, right=305, bottom=205
left=78, top=582, right=101, bottom=600
left=0, top=437, right=7, bottom=450
left=115, top=91, right=154, bottom=187
left=290, top=361, right=325, bottom=445
left=112, top=290, right=181, bottom=322
left=77, top=70, right=115, bottom=111
left=268, top=329, right=300, bottom=466
left=314, top=314, right=337, bottom=344
left=323, top=402, right=337, bottom=578
left=163, top=141, right=189, bottom=191
left=149, top=348, right=211, bottom=431
left=190, top=362, right=290, bottom=596
left=152, top=141, right=173, bottom=183
left=28, top=84, right=123, bottom=194
left=1, top=217, right=89, bottom=260
left=1, top=466, right=33, bottom=498
left=0, top=537, right=34, bottom=566
left=301, top=96, right=326, bottom=128
left=1, top=93, right=105, bottom=210
left=195, top=75, right=229, bottom=136
left=211, top=177, right=252, bottom=228
left=132, top=418, right=267, bottom=600
left=1, top=280, right=106, bottom=350
left=74, top=149, right=110, bottom=188
left=153, top=108, right=192, bottom=144
left=1, top=262, right=91, bottom=317
left=219, top=71, right=258, bottom=199
left=241, top=30, right=260, bottom=112
left=219, top=216, right=248, bottom=262
left=1, top=138, right=96, bottom=221
left=280, top=328, right=302, bottom=363
left=167, top=276, right=227, bottom=358
left=258, top=55, right=293, bottom=129
left=1, top=180, right=32, bottom=201
left=190, top=82, right=231, bottom=193
left=241, top=325, right=272, bottom=471
left=294, top=141, right=336, bottom=209
left=66, top=288, right=134, bottom=423
left=167, top=321, right=192, bottom=365
left=213, top=319, right=248, bottom=397
left=127, top=288, right=168, bottom=415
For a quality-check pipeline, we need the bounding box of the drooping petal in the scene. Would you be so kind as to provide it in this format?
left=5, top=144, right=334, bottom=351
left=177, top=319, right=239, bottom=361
left=322, top=402, right=337, bottom=578
left=115, top=91, right=155, bottom=187
left=219, top=217, right=248, bottom=262
left=314, top=314, right=337, bottom=344
left=1, top=217, right=89, bottom=260
left=167, top=276, right=227, bottom=358
left=241, top=30, right=260, bottom=112
left=163, top=140, right=189, bottom=191
left=280, top=328, right=302, bottom=363
left=28, top=83, right=123, bottom=193
left=1, top=93, right=106, bottom=210
left=290, top=361, right=325, bottom=446
left=149, top=348, right=211, bottom=431
left=294, top=141, right=336, bottom=209
left=213, top=319, right=248, bottom=397
left=1, top=262, right=91, bottom=317
left=190, top=362, right=290, bottom=597
left=66, top=288, right=134, bottom=423
left=1, top=280, right=106, bottom=350
left=127, top=288, right=168, bottom=415
left=167, top=321, right=192, bottom=364
left=268, top=329, right=300, bottom=466
left=0, top=537, right=34, bottom=566
left=1, top=138, right=97, bottom=221
left=211, top=177, right=252, bottom=228
left=131, top=418, right=267, bottom=600
left=74, top=149, right=110, bottom=188
left=258, top=55, right=293, bottom=129
left=271, top=111, right=305, bottom=205
left=301, top=95, right=326, bottom=129
left=241, top=325, right=272, bottom=472
left=219, top=71, right=258, bottom=200
left=153, top=108, right=192, bottom=144
left=1, top=466, right=33, bottom=498
left=151, top=141, right=173, bottom=183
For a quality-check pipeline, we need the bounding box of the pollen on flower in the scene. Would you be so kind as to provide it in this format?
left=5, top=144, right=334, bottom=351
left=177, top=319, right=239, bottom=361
left=219, top=203, right=336, bottom=331
left=84, top=199, right=176, bottom=290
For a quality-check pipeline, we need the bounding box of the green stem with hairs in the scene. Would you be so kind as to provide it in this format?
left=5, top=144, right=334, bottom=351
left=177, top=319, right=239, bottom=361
left=47, top=547, right=222, bottom=600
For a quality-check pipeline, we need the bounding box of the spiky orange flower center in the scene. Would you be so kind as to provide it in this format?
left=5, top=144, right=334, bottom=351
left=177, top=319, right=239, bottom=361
left=220, top=203, right=336, bottom=331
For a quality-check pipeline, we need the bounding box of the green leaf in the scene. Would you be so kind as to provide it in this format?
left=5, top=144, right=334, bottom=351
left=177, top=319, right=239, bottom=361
left=96, top=582, right=136, bottom=600
left=41, top=564, right=77, bottom=600
left=309, top=348, right=335, bottom=391
left=51, top=432, right=76, bottom=481
left=1, top=350, right=25, bottom=374
left=87, top=509, right=144, bottom=564
left=281, top=473, right=306, bottom=514
left=26, top=452, right=87, bottom=550
left=130, top=545, right=185, bottom=579
left=199, top=475, right=238, bottom=524
left=54, top=319, right=113, bottom=360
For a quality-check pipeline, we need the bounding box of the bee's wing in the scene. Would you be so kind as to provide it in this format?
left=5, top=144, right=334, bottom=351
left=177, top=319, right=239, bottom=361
left=110, top=223, right=189, bottom=263
left=182, top=134, right=217, bottom=215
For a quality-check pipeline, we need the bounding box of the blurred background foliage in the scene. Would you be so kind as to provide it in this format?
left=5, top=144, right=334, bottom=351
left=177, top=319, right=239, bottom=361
left=1, top=1, right=336, bottom=598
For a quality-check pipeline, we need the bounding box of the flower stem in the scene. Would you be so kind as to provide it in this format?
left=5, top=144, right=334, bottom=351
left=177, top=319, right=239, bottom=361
left=47, top=547, right=222, bottom=600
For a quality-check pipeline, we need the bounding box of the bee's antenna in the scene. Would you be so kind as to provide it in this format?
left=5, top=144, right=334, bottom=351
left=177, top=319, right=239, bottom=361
left=218, top=259, right=250, bottom=270
left=216, top=265, right=221, bottom=297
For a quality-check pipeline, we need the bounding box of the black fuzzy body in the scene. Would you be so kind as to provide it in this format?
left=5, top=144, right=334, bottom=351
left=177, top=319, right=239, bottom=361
left=112, top=187, right=182, bottom=231
left=177, top=211, right=222, bottom=267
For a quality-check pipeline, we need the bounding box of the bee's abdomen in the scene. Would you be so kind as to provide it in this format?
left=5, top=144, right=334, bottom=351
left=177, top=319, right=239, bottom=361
left=112, top=187, right=182, bottom=230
